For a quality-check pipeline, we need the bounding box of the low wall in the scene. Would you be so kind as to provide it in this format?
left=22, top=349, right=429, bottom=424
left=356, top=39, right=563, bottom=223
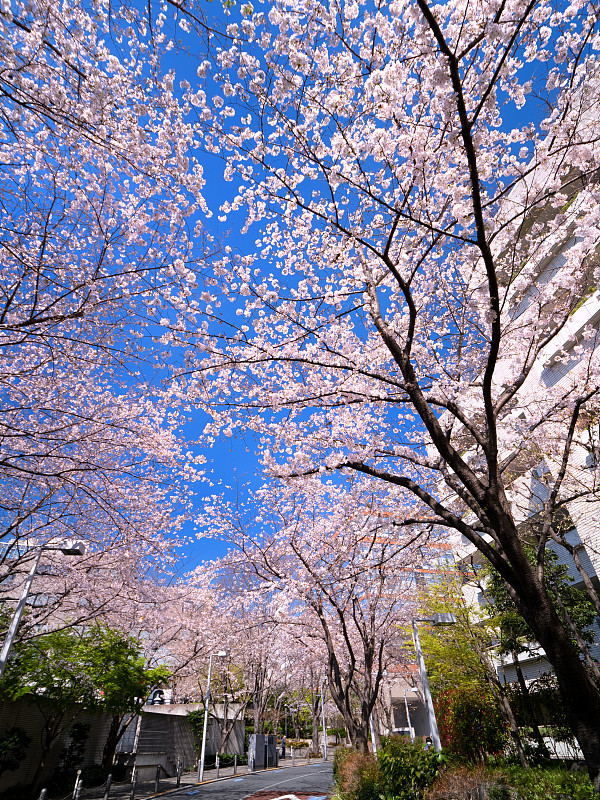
left=0, top=697, right=111, bottom=793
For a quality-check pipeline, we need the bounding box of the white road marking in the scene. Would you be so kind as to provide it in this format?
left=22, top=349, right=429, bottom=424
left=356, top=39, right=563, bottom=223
left=241, top=768, right=332, bottom=799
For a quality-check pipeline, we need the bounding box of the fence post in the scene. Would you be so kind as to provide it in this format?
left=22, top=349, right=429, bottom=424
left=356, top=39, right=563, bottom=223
left=234, top=754, right=238, bottom=775
left=216, top=753, right=220, bottom=779
left=129, top=767, right=137, bottom=800
left=102, top=773, right=112, bottom=800
left=155, top=764, right=161, bottom=794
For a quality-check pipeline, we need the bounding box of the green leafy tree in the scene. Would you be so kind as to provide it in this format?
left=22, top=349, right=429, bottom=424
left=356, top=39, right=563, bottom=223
left=484, top=548, right=598, bottom=676
left=89, top=629, right=171, bottom=769
left=483, top=548, right=598, bottom=756
left=0, top=626, right=169, bottom=793
left=418, top=575, right=528, bottom=766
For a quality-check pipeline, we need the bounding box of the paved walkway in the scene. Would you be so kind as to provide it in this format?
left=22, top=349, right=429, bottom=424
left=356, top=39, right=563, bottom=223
left=78, top=758, right=332, bottom=800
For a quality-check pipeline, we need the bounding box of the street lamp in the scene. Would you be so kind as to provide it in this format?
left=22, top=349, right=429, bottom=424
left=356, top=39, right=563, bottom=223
left=412, top=613, right=457, bottom=752
left=320, top=678, right=327, bottom=761
left=198, top=650, right=229, bottom=782
left=0, top=540, right=86, bottom=679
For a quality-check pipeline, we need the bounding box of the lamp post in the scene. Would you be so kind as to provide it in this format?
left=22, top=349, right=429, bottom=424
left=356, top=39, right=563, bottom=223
left=404, top=690, right=414, bottom=742
left=412, top=613, right=456, bottom=752
left=320, top=678, right=327, bottom=761
left=0, top=540, right=86, bottom=680
left=199, top=650, right=228, bottom=782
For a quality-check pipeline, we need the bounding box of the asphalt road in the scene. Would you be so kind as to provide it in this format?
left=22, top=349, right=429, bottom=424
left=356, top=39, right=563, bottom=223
left=163, top=763, right=334, bottom=800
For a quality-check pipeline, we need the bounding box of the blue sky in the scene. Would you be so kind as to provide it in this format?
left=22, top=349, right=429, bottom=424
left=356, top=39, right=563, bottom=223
left=164, top=0, right=560, bottom=575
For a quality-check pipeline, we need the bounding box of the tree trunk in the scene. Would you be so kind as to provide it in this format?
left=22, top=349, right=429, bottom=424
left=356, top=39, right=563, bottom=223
left=514, top=577, right=600, bottom=789
left=31, top=713, right=65, bottom=796
left=480, top=503, right=600, bottom=788
left=477, top=643, right=528, bottom=767
left=102, top=714, right=125, bottom=770
left=253, top=705, right=262, bottom=735
left=311, top=690, right=320, bottom=753
left=492, top=682, right=528, bottom=768
left=512, top=651, right=551, bottom=760
left=311, top=715, right=319, bottom=754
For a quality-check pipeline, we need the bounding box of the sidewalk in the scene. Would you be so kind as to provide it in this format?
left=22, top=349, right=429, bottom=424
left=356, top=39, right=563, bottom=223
left=80, top=757, right=314, bottom=800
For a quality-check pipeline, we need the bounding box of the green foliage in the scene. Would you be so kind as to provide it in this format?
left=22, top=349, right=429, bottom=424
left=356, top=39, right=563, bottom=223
left=496, top=763, right=595, bottom=800
left=415, top=575, right=496, bottom=698
left=57, top=722, right=90, bottom=772
left=0, top=627, right=100, bottom=711
left=504, top=674, right=574, bottom=743
left=377, top=736, right=444, bottom=800
left=335, top=738, right=443, bottom=800
left=0, top=625, right=169, bottom=795
left=0, top=727, right=30, bottom=776
left=86, top=628, right=171, bottom=716
left=435, top=687, right=509, bottom=762
left=484, top=547, right=597, bottom=657
left=187, top=708, right=206, bottom=754
left=333, top=744, right=350, bottom=782
left=218, top=752, right=247, bottom=766
left=0, top=625, right=169, bottom=717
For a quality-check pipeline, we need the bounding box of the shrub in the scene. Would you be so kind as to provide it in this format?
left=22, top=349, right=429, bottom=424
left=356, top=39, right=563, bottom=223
left=0, top=727, right=30, bottom=777
left=333, top=743, right=352, bottom=782
left=335, top=738, right=443, bottom=800
left=218, top=752, right=247, bottom=767
left=378, top=736, right=444, bottom=800
left=288, top=739, right=310, bottom=749
left=435, top=687, right=509, bottom=762
left=335, top=749, right=379, bottom=800
left=498, top=763, right=595, bottom=800
left=425, top=764, right=494, bottom=800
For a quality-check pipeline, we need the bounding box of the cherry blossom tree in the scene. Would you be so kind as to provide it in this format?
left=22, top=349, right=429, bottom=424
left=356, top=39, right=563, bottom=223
left=0, top=0, right=213, bottom=624
left=177, top=0, right=600, bottom=783
left=196, top=479, right=436, bottom=750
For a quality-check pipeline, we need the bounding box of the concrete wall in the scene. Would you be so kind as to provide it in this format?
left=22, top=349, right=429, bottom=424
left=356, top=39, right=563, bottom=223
left=0, top=697, right=111, bottom=793
left=391, top=698, right=430, bottom=739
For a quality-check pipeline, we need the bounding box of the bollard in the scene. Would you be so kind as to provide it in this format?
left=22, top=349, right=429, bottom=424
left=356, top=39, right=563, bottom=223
left=103, top=773, right=112, bottom=800
left=155, top=763, right=161, bottom=794
left=176, top=758, right=182, bottom=787
left=129, top=767, right=137, bottom=800
left=197, top=759, right=202, bottom=782
left=38, top=790, right=47, bottom=800
left=307, top=748, right=310, bottom=764
left=216, top=753, right=220, bottom=779
left=234, top=754, right=238, bottom=775
left=73, top=770, right=82, bottom=799
left=74, top=777, right=83, bottom=800
left=291, top=746, right=295, bottom=765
